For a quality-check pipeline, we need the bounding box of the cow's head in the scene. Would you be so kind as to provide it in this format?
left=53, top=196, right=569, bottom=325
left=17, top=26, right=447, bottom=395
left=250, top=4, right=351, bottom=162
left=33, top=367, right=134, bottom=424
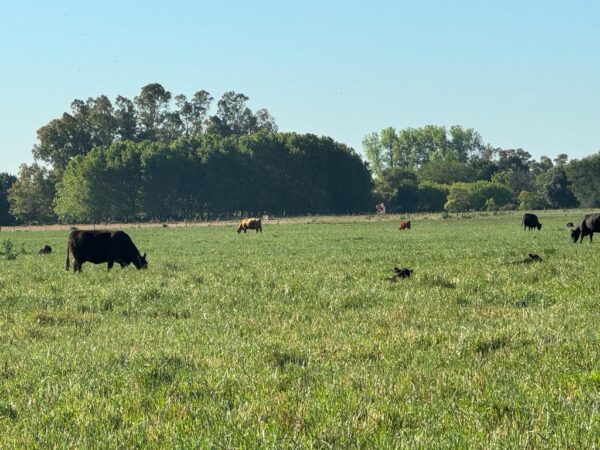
left=236, top=225, right=243, bottom=233
left=536, top=223, right=542, bottom=230
left=571, top=228, right=581, bottom=243
left=136, top=252, right=148, bottom=269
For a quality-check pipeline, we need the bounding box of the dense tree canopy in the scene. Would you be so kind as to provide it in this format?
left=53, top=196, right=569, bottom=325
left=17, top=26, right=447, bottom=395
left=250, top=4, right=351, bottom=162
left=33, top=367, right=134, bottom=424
left=566, top=153, right=600, bottom=207
left=2, top=82, right=600, bottom=225
left=32, top=83, right=277, bottom=176
left=0, top=173, right=16, bottom=225
left=8, top=164, right=56, bottom=224
left=54, top=133, right=372, bottom=222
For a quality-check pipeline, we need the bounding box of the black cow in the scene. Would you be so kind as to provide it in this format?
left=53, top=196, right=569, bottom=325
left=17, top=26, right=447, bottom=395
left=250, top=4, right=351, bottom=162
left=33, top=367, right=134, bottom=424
left=66, top=230, right=148, bottom=272
left=387, top=267, right=413, bottom=282
left=38, top=245, right=52, bottom=254
left=571, top=213, right=600, bottom=243
left=522, top=213, right=542, bottom=231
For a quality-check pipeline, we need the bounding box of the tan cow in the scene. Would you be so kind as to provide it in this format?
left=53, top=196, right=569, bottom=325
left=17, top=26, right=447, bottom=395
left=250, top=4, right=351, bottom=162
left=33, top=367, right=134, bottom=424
left=237, top=218, right=262, bottom=234
left=398, top=220, right=411, bottom=230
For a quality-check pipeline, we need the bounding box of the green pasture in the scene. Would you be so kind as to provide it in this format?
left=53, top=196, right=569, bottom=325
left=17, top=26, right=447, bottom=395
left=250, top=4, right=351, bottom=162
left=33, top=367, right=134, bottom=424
left=1, top=212, right=600, bottom=448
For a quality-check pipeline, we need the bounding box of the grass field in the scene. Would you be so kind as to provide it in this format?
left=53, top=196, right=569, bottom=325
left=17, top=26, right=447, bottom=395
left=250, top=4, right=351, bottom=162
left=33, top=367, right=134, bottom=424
left=1, top=211, right=600, bottom=448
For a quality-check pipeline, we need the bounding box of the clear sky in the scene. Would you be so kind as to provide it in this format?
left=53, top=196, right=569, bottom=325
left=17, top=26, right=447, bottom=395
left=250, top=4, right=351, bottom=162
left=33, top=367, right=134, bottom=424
left=1, top=1, right=599, bottom=174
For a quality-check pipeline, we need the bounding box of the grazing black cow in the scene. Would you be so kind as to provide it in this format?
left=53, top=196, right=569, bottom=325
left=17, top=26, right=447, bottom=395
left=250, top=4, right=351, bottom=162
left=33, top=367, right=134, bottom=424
left=388, top=267, right=413, bottom=282
left=566, top=222, right=574, bottom=228
left=522, top=213, right=542, bottom=231
left=515, top=253, right=543, bottom=264
left=66, top=230, right=147, bottom=272
left=571, top=213, right=600, bottom=243
left=38, top=245, right=52, bottom=254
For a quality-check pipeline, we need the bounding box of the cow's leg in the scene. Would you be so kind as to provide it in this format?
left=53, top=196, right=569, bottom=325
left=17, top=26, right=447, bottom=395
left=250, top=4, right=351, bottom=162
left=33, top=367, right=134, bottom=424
left=590, top=233, right=593, bottom=243
left=108, top=260, right=114, bottom=270
left=73, top=261, right=82, bottom=272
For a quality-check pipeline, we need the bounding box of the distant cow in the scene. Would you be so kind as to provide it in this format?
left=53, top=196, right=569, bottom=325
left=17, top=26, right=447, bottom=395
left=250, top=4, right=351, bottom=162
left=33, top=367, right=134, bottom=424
left=38, top=245, right=52, bottom=254
left=237, top=218, right=262, bottom=234
left=398, top=220, right=411, bottom=230
left=387, top=267, right=413, bottom=282
left=66, top=230, right=148, bottom=272
left=571, top=213, right=600, bottom=243
left=522, top=213, right=542, bottom=231
left=566, top=222, right=574, bottom=228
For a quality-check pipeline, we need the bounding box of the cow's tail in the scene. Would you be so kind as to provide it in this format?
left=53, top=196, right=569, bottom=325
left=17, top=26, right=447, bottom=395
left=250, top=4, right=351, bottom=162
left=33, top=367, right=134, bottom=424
left=65, top=246, right=70, bottom=271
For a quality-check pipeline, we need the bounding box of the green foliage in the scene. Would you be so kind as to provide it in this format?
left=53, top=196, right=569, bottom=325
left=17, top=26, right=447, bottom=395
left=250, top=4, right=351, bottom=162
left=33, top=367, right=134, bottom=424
left=362, top=124, right=485, bottom=175
left=54, top=133, right=372, bottom=221
left=518, top=190, right=547, bottom=210
left=0, top=172, right=17, bottom=225
left=8, top=164, right=56, bottom=224
left=1, top=238, right=18, bottom=260
left=32, top=83, right=277, bottom=176
left=566, top=153, right=600, bottom=207
left=445, top=181, right=515, bottom=212
left=1, top=215, right=600, bottom=447
left=373, top=168, right=418, bottom=212
left=416, top=182, right=449, bottom=212
left=541, top=167, right=578, bottom=208
left=418, top=159, right=476, bottom=184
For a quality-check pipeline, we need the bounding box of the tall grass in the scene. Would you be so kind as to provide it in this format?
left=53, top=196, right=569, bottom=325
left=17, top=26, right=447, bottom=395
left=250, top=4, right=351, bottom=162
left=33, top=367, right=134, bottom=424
left=1, top=213, right=599, bottom=447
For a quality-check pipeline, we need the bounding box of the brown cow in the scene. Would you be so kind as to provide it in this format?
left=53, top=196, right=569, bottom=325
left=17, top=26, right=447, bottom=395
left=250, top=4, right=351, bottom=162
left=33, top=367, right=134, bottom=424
left=398, top=220, right=411, bottom=230
left=237, top=218, right=262, bottom=234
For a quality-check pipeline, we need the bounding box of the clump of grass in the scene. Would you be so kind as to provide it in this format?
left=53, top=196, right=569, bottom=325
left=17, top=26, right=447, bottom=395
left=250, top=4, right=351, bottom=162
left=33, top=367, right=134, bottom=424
left=270, top=347, right=308, bottom=369
left=0, top=402, right=18, bottom=420
left=1, top=239, right=18, bottom=260
left=475, top=335, right=510, bottom=355
left=422, top=273, right=456, bottom=289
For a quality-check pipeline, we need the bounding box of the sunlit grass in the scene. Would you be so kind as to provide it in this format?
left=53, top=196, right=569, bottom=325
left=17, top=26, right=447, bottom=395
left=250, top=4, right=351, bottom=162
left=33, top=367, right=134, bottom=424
left=1, top=212, right=600, bottom=447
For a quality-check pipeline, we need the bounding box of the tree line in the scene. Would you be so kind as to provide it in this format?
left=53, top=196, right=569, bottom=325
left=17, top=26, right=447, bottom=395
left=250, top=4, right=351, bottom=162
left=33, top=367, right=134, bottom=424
left=0, top=83, right=599, bottom=225
left=363, top=125, right=597, bottom=213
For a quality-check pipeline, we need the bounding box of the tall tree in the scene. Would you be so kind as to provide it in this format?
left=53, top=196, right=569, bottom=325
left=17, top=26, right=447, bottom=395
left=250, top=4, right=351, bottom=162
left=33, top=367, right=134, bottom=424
left=213, top=91, right=256, bottom=135
left=566, top=153, right=600, bottom=207
left=114, top=95, right=137, bottom=141
left=8, top=164, right=56, bottom=224
left=175, top=90, right=213, bottom=137
left=373, top=168, right=418, bottom=212
left=0, top=173, right=17, bottom=225
left=32, top=113, right=90, bottom=174
left=134, top=83, right=172, bottom=141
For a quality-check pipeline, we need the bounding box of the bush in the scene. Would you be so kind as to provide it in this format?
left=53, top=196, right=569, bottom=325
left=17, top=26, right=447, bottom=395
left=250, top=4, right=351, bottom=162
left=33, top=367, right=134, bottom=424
left=417, top=182, right=449, bottom=212
left=2, top=239, right=18, bottom=260
left=445, top=181, right=515, bottom=212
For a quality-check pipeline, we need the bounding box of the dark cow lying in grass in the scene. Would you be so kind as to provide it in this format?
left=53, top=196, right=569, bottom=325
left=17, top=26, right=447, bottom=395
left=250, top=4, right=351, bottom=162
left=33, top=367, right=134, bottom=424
left=388, top=267, right=413, bottom=282
left=66, top=230, right=147, bottom=272
left=571, top=213, right=600, bottom=243
left=398, top=221, right=411, bottom=230
left=38, top=245, right=52, bottom=254
left=514, top=254, right=542, bottom=264
left=522, top=213, right=542, bottom=231
left=237, top=218, right=262, bottom=234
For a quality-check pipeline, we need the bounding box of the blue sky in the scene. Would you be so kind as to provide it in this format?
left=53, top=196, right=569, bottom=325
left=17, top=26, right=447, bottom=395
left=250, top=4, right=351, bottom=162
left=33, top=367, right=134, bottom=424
left=1, top=1, right=599, bottom=174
